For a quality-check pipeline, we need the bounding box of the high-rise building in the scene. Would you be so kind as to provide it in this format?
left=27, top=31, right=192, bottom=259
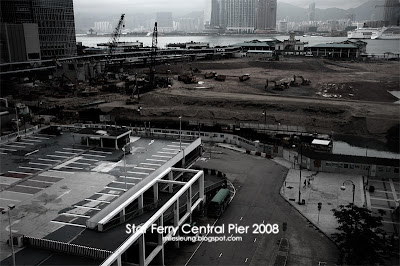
left=210, top=0, right=220, bottom=27
left=156, top=12, right=173, bottom=32
left=94, top=21, right=113, bottom=33
left=257, top=0, right=277, bottom=30
left=0, top=0, right=77, bottom=59
left=308, top=2, right=316, bottom=22
left=226, top=0, right=257, bottom=33
left=384, top=0, right=400, bottom=26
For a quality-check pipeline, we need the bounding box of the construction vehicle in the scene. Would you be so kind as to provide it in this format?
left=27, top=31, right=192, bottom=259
left=178, top=73, right=197, bottom=84
left=290, top=75, right=311, bottom=87
left=148, top=22, right=158, bottom=88
left=239, top=74, right=250, bottom=82
left=265, top=79, right=289, bottom=90
left=204, top=72, right=216, bottom=79
left=215, top=75, right=226, bottom=81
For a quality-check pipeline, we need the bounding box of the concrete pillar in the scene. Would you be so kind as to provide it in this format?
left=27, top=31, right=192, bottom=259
left=173, top=200, right=180, bottom=248
left=117, top=255, right=122, bottom=266
left=115, top=139, right=118, bottom=149
left=139, top=195, right=144, bottom=215
left=182, top=150, right=185, bottom=167
left=139, top=234, right=145, bottom=266
left=168, top=171, right=173, bottom=193
left=86, top=137, right=89, bottom=147
left=154, top=183, right=159, bottom=205
left=187, top=186, right=192, bottom=224
left=119, top=208, right=125, bottom=223
left=100, top=138, right=103, bottom=148
left=72, top=135, right=75, bottom=145
left=156, top=215, right=165, bottom=265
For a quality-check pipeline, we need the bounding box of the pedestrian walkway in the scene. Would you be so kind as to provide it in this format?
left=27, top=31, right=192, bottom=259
left=217, top=143, right=246, bottom=153
left=282, top=169, right=364, bottom=236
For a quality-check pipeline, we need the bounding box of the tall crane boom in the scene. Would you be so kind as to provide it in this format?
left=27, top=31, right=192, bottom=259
left=109, top=14, right=125, bottom=56
left=149, top=22, right=158, bottom=87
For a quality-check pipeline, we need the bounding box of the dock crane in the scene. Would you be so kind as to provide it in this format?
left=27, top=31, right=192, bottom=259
left=103, top=14, right=125, bottom=77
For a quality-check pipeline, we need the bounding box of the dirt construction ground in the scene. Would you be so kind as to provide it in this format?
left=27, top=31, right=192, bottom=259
left=100, top=57, right=400, bottom=142
left=7, top=57, right=399, bottom=144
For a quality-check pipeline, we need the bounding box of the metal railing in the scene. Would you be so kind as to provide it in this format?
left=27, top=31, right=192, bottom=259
left=24, top=236, right=112, bottom=259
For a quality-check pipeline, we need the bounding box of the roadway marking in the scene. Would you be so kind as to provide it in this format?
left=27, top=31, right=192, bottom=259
left=4, top=144, right=25, bottom=148
left=163, top=148, right=180, bottom=151
left=121, top=176, right=142, bottom=180
left=70, top=162, right=91, bottom=166
left=148, top=140, right=155, bottom=145
left=88, top=150, right=112, bottom=155
left=152, top=155, right=172, bottom=158
left=112, top=181, right=136, bottom=185
left=61, top=213, right=90, bottom=218
left=82, top=153, right=106, bottom=158
left=31, top=136, right=49, bottom=139
left=172, top=142, right=190, bottom=145
left=48, top=169, right=74, bottom=174
left=262, top=220, right=264, bottom=224
left=50, top=221, right=86, bottom=228
left=370, top=197, right=396, bottom=202
left=16, top=184, right=44, bottom=189
left=85, top=199, right=111, bottom=204
left=63, top=148, right=84, bottom=152
left=167, top=145, right=181, bottom=148
left=382, top=220, right=400, bottom=225
left=29, top=162, right=52, bottom=167
left=0, top=197, right=21, bottom=202
left=8, top=171, right=32, bottom=175
left=240, top=217, right=243, bottom=220
left=38, top=158, right=61, bottom=162
left=25, top=149, right=39, bottom=156
left=127, top=171, right=149, bottom=175
left=134, top=167, right=155, bottom=171
left=47, top=154, right=69, bottom=159
left=23, top=139, right=42, bottom=142
left=245, top=258, right=248, bottom=263
left=0, top=147, right=17, bottom=151
left=254, top=238, right=257, bottom=242
left=61, top=166, right=83, bottom=170
left=146, top=159, right=167, bottom=162
left=76, top=157, right=99, bottom=162
left=0, top=152, right=6, bottom=155
left=95, top=192, right=120, bottom=197
left=38, top=173, right=64, bottom=178
left=2, top=190, right=33, bottom=195
left=27, top=179, right=54, bottom=184
left=73, top=205, right=101, bottom=211
left=105, top=186, right=127, bottom=191
left=19, top=166, right=43, bottom=171
left=219, top=253, right=223, bottom=258
left=371, top=206, right=393, bottom=211
left=55, top=151, right=77, bottom=155
left=157, top=151, right=177, bottom=155
left=16, top=142, right=34, bottom=145
left=141, top=163, right=161, bottom=166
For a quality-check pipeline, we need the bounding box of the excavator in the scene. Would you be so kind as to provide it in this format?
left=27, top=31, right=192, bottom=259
left=265, top=79, right=289, bottom=90
left=290, top=75, right=311, bottom=87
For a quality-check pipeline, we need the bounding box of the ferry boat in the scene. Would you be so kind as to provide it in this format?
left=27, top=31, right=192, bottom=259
left=347, top=27, right=383, bottom=39
left=371, top=26, right=400, bottom=40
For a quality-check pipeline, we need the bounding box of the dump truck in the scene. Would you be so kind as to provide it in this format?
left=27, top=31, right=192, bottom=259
left=239, top=74, right=250, bottom=82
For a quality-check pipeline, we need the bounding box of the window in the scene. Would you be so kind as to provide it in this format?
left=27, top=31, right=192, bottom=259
left=378, top=167, right=384, bottom=172
left=395, top=168, right=399, bottom=174
left=355, top=164, right=360, bottom=169
left=326, top=162, right=332, bottom=167
left=344, top=164, right=349, bottom=169
left=386, top=167, right=391, bottom=172
left=350, top=164, right=354, bottom=169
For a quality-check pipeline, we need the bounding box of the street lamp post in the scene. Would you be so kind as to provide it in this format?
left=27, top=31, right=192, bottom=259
left=122, top=141, right=130, bottom=191
left=2, top=204, right=16, bottom=266
left=15, top=107, right=20, bottom=138
left=298, top=143, right=303, bottom=204
left=341, top=180, right=355, bottom=205
left=179, top=116, right=182, bottom=150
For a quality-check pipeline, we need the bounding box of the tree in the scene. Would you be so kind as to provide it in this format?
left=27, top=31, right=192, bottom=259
left=331, top=203, right=397, bottom=265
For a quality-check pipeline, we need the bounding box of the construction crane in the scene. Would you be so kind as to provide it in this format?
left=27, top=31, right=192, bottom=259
left=104, top=14, right=125, bottom=77
left=149, top=22, right=158, bottom=87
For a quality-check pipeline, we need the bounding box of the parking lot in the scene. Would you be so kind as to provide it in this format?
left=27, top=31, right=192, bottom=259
left=0, top=131, right=192, bottom=260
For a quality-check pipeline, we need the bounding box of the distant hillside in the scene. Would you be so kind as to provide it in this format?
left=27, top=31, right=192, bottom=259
left=278, top=0, right=385, bottom=22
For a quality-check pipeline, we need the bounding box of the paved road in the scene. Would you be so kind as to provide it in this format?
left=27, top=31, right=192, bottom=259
left=186, top=148, right=339, bottom=266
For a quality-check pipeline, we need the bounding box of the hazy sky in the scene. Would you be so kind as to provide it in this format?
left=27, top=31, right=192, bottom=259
left=73, top=0, right=370, bottom=14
